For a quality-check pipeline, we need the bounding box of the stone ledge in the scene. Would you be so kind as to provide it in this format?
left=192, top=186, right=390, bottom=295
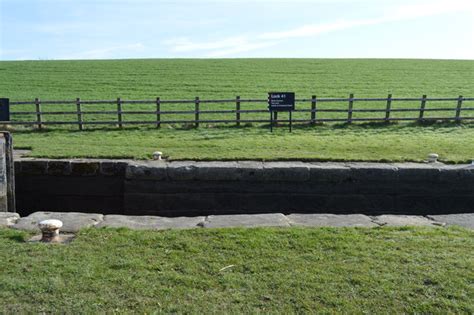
left=15, top=159, right=129, bottom=177
left=3, top=212, right=473, bottom=231
left=15, top=159, right=474, bottom=183
left=0, top=212, right=19, bottom=227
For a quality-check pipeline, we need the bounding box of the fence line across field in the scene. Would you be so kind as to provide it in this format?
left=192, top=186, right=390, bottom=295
left=5, top=95, right=474, bottom=130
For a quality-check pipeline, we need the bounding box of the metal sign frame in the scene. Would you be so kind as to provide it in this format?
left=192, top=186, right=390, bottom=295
left=268, top=92, right=295, bottom=132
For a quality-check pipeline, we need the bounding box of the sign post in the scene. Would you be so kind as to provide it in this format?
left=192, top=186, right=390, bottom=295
left=268, top=92, right=295, bottom=132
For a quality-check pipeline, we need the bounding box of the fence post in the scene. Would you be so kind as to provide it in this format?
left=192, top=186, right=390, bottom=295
left=311, top=95, right=316, bottom=125
left=195, top=96, right=200, bottom=128
left=418, top=94, right=427, bottom=122
left=455, top=95, right=463, bottom=123
left=35, top=97, right=43, bottom=130
left=236, top=95, right=241, bottom=126
left=76, top=97, right=83, bottom=131
left=347, top=93, right=354, bottom=123
left=385, top=94, right=392, bottom=122
left=156, top=97, right=161, bottom=128
left=117, top=97, right=123, bottom=129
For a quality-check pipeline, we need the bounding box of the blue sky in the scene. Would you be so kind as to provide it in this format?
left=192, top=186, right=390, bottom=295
left=1, top=0, right=473, bottom=60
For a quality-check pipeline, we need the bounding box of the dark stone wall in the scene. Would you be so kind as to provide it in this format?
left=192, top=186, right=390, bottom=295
left=15, top=159, right=474, bottom=216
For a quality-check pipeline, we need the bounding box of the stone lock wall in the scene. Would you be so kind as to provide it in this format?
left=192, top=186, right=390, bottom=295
left=0, top=132, right=14, bottom=212
left=14, top=159, right=474, bottom=216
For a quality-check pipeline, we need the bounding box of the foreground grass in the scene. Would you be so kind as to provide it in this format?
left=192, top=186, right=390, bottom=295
left=0, top=227, right=473, bottom=313
left=12, top=122, right=474, bottom=162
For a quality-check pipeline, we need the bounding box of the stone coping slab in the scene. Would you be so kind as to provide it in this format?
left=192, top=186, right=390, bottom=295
left=0, top=212, right=20, bottom=227
left=287, top=213, right=378, bottom=227
left=3, top=212, right=473, bottom=231
left=427, top=213, right=474, bottom=229
left=372, top=215, right=444, bottom=227
left=13, top=211, right=104, bottom=233
left=96, top=215, right=205, bottom=230
left=15, top=158, right=474, bottom=181
left=200, top=213, right=290, bottom=228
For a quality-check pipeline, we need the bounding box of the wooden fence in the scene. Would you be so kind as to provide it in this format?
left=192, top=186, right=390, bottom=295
left=3, top=95, right=474, bottom=130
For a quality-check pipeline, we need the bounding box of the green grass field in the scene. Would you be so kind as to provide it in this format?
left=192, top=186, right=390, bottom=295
left=1, top=226, right=472, bottom=313
left=1, top=58, right=473, bottom=161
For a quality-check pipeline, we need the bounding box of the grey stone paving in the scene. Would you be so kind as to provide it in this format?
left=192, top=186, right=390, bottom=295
left=287, top=213, right=378, bottom=227
left=13, top=211, right=104, bottom=233
left=0, top=212, right=20, bottom=227
left=372, top=215, right=444, bottom=227
left=96, top=215, right=205, bottom=230
left=427, top=213, right=474, bottom=229
left=200, top=213, right=290, bottom=228
left=4, top=211, right=474, bottom=232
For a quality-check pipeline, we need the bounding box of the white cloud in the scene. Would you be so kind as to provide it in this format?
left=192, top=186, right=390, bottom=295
left=58, top=43, right=145, bottom=60
left=164, top=0, right=473, bottom=57
left=206, top=40, right=280, bottom=57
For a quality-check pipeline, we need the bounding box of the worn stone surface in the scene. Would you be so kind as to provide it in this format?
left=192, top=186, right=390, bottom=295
left=0, top=212, right=20, bottom=227
left=287, top=213, right=378, bottom=227
left=71, top=161, right=100, bottom=176
left=96, top=214, right=204, bottom=230
left=195, top=162, right=242, bottom=181
left=125, top=162, right=167, bottom=180
left=427, top=213, right=474, bottom=229
left=201, top=213, right=290, bottom=228
left=167, top=161, right=198, bottom=181
left=372, top=215, right=443, bottom=227
left=13, top=212, right=104, bottom=232
left=47, top=161, right=71, bottom=176
left=100, top=161, right=128, bottom=176
left=262, top=162, right=310, bottom=181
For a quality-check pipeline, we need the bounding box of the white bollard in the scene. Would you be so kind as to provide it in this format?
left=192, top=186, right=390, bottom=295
left=152, top=151, right=163, bottom=160
left=38, top=219, right=63, bottom=243
left=427, top=153, right=439, bottom=163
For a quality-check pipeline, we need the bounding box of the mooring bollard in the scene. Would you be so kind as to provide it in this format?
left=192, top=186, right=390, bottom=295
left=152, top=151, right=163, bottom=160
left=427, top=153, right=439, bottom=163
left=38, top=219, right=63, bottom=243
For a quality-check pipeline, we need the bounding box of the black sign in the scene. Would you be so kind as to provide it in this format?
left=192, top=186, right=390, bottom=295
left=268, top=92, right=295, bottom=111
left=0, top=99, right=10, bottom=121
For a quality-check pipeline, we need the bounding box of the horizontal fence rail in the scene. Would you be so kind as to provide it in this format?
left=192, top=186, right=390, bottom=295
left=2, top=95, right=474, bottom=130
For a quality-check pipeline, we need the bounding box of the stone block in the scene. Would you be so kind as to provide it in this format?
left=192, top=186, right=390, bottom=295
left=125, top=162, right=167, bottom=180
left=236, top=161, right=265, bottom=181
left=394, top=163, right=441, bottom=183
left=261, top=162, right=310, bottom=181
left=71, top=161, right=100, bottom=176
left=194, top=161, right=241, bottom=181
left=100, top=161, right=128, bottom=176
left=308, top=163, right=352, bottom=183
left=13, top=211, right=104, bottom=233
left=47, top=160, right=71, bottom=175
left=18, top=160, right=48, bottom=175
left=347, top=163, right=398, bottom=182
left=201, top=213, right=290, bottom=228
left=372, top=214, right=443, bottom=227
left=287, top=213, right=377, bottom=227
left=166, top=161, right=198, bottom=181
left=427, top=213, right=474, bottom=229
left=0, top=212, right=19, bottom=227
left=96, top=214, right=204, bottom=230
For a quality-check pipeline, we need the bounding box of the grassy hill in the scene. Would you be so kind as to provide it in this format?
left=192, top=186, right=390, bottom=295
left=2, top=59, right=473, bottom=100
left=0, top=58, right=473, bottom=161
